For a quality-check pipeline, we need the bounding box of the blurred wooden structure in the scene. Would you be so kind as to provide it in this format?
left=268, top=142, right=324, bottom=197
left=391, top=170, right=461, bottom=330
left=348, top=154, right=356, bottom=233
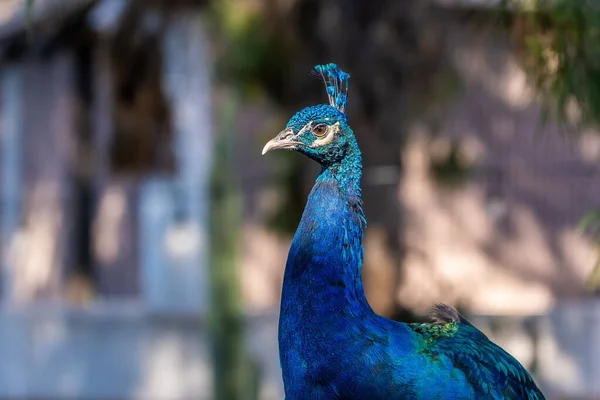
left=0, top=0, right=211, bottom=310
left=0, top=0, right=225, bottom=398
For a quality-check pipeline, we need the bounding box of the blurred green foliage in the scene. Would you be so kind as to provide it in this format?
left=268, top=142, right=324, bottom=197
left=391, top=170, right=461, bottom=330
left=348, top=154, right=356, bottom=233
left=209, top=0, right=293, bottom=100
left=579, top=210, right=600, bottom=293
left=210, top=91, right=258, bottom=400
left=26, top=0, right=34, bottom=17
left=507, top=0, right=600, bottom=128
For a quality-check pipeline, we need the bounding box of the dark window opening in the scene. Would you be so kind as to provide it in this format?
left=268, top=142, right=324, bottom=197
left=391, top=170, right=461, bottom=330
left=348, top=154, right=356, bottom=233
left=109, top=18, right=174, bottom=175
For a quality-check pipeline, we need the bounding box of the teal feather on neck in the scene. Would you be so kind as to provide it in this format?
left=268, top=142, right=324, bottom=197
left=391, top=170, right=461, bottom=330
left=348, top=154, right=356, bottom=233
left=316, top=134, right=366, bottom=228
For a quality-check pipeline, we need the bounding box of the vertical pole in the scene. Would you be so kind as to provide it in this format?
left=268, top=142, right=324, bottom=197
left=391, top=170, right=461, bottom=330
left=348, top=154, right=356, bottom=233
left=0, top=67, right=22, bottom=302
left=151, top=10, right=212, bottom=312
left=210, top=89, right=250, bottom=400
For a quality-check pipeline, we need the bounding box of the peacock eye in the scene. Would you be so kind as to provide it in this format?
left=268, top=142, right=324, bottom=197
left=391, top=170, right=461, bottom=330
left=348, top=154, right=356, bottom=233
left=312, top=124, right=328, bottom=137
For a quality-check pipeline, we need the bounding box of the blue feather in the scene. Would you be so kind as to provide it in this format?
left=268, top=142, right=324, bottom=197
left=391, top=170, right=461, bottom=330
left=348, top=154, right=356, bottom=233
left=266, top=64, right=546, bottom=399
left=312, top=63, right=350, bottom=113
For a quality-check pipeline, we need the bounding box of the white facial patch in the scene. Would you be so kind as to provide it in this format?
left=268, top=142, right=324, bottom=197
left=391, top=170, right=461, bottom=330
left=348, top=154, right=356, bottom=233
left=297, top=121, right=313, bottom=136
left=310, top=121, right=340, bottom=148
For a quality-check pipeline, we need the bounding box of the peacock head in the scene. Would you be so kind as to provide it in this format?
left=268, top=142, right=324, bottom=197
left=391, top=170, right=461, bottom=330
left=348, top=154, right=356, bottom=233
left=262, top=63, right=355, bottom=166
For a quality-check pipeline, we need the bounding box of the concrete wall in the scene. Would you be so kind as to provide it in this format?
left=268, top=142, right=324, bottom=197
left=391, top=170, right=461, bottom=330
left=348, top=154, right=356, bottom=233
left=0, top=304, right=284, bottom=400
left=0, top=305, right=211, bottom=399
left=470, top=301, right=600, bottom=398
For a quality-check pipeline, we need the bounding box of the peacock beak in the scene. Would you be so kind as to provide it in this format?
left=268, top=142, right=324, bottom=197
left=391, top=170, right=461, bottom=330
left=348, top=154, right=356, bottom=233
left=262, top=128, right=302, bottom=155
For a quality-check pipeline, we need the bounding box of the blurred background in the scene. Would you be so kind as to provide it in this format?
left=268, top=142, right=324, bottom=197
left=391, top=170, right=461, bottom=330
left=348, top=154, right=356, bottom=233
left=0, top=0, right=599, bottom=399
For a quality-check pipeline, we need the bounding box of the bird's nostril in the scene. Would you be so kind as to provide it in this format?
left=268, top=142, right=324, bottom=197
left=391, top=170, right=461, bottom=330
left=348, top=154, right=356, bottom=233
left=280, top=130, right=294, bottom=140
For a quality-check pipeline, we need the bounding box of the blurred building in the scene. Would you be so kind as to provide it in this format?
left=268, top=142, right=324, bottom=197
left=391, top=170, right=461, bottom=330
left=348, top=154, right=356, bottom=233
left=0, top=1, right=247, bottom=399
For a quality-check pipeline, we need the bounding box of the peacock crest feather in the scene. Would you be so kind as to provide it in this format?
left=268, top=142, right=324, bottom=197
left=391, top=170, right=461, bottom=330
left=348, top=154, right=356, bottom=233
left=312, top=63, right=350, bottom=113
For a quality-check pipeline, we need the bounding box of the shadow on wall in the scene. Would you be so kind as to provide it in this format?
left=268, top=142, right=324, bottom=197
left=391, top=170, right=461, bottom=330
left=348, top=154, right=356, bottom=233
left=398, top=22, right=599, bottom=316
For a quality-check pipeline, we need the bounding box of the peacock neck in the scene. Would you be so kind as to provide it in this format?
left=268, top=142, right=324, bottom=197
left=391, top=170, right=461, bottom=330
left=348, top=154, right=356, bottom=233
left=316, top=137, right=363, bottom=204
left=280, top=137, right=371, bottom=321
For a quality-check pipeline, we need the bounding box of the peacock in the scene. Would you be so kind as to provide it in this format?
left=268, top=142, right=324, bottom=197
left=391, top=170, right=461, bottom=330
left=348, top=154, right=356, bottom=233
left=262, top=63, right=545, bottom=399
